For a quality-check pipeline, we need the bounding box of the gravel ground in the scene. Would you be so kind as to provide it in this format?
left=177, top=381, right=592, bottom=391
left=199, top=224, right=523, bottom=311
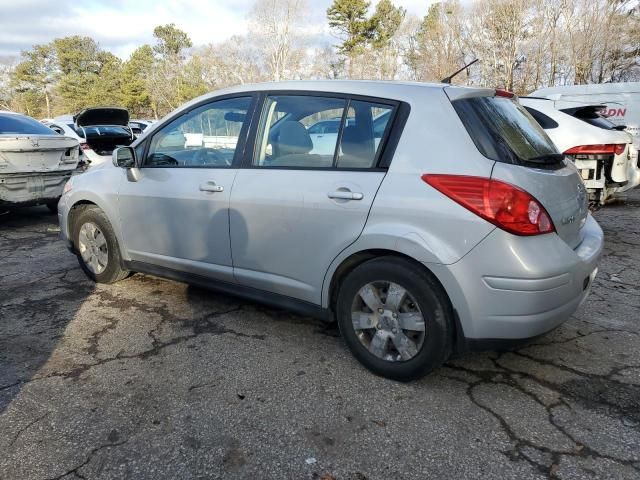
left=1, top=191, right=639, bottom=480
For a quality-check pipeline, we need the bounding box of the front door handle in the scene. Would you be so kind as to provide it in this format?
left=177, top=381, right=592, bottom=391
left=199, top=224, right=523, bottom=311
left=199, top=182, right=224, bottom=193
left=328, top=190, right=364, bottom=201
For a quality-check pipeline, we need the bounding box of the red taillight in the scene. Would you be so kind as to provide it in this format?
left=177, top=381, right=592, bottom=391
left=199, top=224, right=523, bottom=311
left=495, top=89, right=515, bottom=98
left=81, top=143, right=92, bottom=151
left=564, top=144, right=625, bottom=156
left=422, top=175, right=555, bottom=236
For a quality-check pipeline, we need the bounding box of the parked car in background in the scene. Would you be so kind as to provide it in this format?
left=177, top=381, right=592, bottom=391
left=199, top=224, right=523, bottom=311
left=129, top=119, right=154, bottom=137
left=75, top=107, right=135, bottom=165
left=58, top=81, right=603, bottom=380
left=1, top=111, right=80, bottom=211
left=532, top=82, right=640, bottom=179
left=520, top=97, right=637, bottom=206
left=43, top=108, right=135, bottom=167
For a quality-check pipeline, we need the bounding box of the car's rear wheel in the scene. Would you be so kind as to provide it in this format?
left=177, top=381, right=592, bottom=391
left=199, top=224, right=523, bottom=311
left=336, top=257, right=452, bottom=381
left=72, top=206, right=129, bottom=284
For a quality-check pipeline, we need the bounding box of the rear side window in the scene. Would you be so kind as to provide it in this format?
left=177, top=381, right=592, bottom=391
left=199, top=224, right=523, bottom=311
left=0, top=114, right=57, bottom=135
left=453, top=96, right=560, bottom=166
left=523, top=107, right=559, bottom=129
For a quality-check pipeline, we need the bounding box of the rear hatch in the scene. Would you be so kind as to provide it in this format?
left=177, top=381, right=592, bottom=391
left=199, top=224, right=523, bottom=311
left=75, top=107, right=133, bottom=156
left=449, top=90, right=589, bottom=249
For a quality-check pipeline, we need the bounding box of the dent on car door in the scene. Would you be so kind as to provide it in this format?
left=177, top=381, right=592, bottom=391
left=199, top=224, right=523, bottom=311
left=229, top=94, right=396, bottom=304
left=118, top=95, right=255, bottom=281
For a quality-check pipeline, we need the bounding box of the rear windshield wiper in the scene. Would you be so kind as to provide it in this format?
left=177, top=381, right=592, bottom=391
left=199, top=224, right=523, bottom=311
left=525, top=153, right=565, bottom=164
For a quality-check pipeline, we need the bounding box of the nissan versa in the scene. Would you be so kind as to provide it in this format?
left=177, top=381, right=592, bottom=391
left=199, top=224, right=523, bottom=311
left=57, top=81, right=604, bottom=381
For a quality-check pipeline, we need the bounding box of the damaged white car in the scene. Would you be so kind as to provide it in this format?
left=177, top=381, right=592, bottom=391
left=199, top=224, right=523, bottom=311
left=0, top=111, right=80, bottom=211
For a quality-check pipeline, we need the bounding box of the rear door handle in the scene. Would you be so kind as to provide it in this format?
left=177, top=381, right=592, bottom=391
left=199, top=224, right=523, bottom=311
left=328, top=190, right=364, bottom=201
left=199, top=182, right=224, bottom=193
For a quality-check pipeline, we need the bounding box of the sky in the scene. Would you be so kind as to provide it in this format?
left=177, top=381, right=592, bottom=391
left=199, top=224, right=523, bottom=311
left=0, top=0, right=443, bottom=60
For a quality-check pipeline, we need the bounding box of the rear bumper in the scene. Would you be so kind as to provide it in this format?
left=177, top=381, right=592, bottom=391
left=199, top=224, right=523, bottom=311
left=428, top=214, right=603, bottom=343
left=0, top=170, right=73, bottom=206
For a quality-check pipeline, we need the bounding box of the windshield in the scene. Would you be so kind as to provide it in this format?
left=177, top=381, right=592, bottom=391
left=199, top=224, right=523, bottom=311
left=0, top=113, right=60, bottom=135
left=453, top=96, right=560, bottom=166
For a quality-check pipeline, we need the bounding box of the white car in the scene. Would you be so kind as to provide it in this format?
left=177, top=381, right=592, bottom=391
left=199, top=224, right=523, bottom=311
left=44, top=108, right=134, bottom=167
left=129, top=119, right=154, bottom=138
left=520, top=97, right=637, bottom=206
left=532, top=82, right=640, bottom=169
left=1, top=111, right=80, bottom=210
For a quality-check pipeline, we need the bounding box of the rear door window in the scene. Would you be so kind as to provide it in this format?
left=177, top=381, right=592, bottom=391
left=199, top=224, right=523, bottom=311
left=254, top=95, right=395, bottom=169
left=453, top=96, right=560, bottom=166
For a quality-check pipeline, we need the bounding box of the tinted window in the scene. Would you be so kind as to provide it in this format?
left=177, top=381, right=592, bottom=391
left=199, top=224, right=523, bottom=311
left=453, top=96, right=559, bottom=165
left=67, top=123, right=85, bottom=138
left=523, top=107, right=559, bottom=129
left=337, top=101, right=393, bottom=168
left=0, top=114, right=57, bottom=135
left=48, top=124, right=65, bottom=135
left=83, top=126, right=132, bottom=137
left=255, top=95, right=346, bottom=167
left=146, top=97, right=251, bottom=167
left=561, top=107, right=622, bottom=130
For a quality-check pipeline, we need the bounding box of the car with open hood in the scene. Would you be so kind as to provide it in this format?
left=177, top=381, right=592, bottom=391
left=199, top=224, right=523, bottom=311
left=0, top=111, right=81, bottom=210
left=74, top=107, right=135, bottom=166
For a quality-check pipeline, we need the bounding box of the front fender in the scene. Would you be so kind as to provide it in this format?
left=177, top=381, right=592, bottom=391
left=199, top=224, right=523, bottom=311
left=61, top=168, right=128, bottom=260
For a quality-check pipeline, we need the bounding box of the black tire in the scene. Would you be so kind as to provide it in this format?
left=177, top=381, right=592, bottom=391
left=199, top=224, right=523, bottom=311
left=72, top=206, right=129, bottom=284
left=336, top=257, right=453, bottom=381
left=46, top=200, right=59, bottom=213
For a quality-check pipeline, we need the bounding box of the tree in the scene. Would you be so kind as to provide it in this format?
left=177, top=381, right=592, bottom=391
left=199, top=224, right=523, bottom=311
left=153, top=24, right=193, bottom=58
left=367, top=0, right=406, bottom=79
left=148, top=24, right=195, bottom=116
left=121, top=45, right=155, bottom=118
left=407, top=1, right=467, bottom=83
left=249, top=0, right=308, bottom=81
left=10, top=44, right=57, bottom=117
left=327, top=0, right=374, bottom=75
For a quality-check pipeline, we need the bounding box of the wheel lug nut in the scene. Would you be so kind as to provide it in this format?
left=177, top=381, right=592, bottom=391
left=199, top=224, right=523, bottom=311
left=378, top=308, right=384, bottom=314
left=392, top=313, right=397, bottom=318
left=392, top=328, right=397, bottom=334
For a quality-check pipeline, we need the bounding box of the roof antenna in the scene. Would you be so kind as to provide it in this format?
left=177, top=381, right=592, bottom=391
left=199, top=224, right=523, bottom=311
left=441, top=58, right=479, bottom=84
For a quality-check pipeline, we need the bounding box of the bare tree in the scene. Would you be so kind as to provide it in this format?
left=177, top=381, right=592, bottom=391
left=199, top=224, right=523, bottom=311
left=248, top=0, right=308, bottom=81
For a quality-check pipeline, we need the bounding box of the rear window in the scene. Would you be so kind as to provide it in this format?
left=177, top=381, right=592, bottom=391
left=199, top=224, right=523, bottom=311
left=561, top=107, right=623, bottom=130
left=83, top=126, right=131, bottom=137
left=453, top=96, right=560, bottom=166
left=0, top=114, right=58, bottom=135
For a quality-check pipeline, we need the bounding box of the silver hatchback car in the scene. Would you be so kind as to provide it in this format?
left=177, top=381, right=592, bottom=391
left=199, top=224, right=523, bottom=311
left=58, top=81, right=603, bottom=380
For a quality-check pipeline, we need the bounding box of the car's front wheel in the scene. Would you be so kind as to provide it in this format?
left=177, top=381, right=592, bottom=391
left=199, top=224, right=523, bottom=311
left=72, top=206, right=129, bottom=284
left=336, top=257, right=453, bottom=381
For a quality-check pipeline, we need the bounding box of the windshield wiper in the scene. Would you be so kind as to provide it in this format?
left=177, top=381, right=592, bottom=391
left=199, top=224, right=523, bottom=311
left=526, top=153, right=565, bottom=164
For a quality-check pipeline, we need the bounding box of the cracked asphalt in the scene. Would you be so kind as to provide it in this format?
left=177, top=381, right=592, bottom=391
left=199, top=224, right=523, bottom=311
left=1, top=191, right=639, bottom=480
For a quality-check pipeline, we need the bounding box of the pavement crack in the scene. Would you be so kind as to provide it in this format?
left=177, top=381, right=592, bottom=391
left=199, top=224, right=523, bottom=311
left=9, top=412, right=50, bottom=447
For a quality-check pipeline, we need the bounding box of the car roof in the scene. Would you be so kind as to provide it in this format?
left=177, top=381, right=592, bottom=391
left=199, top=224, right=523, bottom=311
left=175, top=80, right=492, bottom=112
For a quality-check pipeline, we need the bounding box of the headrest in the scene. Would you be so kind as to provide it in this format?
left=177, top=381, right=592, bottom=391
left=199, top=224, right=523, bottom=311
left=277, top=121, right=313, bottom=156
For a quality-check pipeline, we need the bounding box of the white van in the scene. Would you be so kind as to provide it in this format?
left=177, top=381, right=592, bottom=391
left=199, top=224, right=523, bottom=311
left=531, top=83, right=640, bottom=191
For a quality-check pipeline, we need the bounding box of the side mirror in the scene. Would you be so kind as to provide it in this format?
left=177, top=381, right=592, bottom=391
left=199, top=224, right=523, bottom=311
left=113, top=146, right=136, bottom=168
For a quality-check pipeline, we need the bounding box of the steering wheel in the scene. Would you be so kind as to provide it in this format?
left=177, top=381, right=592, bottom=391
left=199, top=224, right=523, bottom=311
left=193, top=148, right=231, bottom=166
